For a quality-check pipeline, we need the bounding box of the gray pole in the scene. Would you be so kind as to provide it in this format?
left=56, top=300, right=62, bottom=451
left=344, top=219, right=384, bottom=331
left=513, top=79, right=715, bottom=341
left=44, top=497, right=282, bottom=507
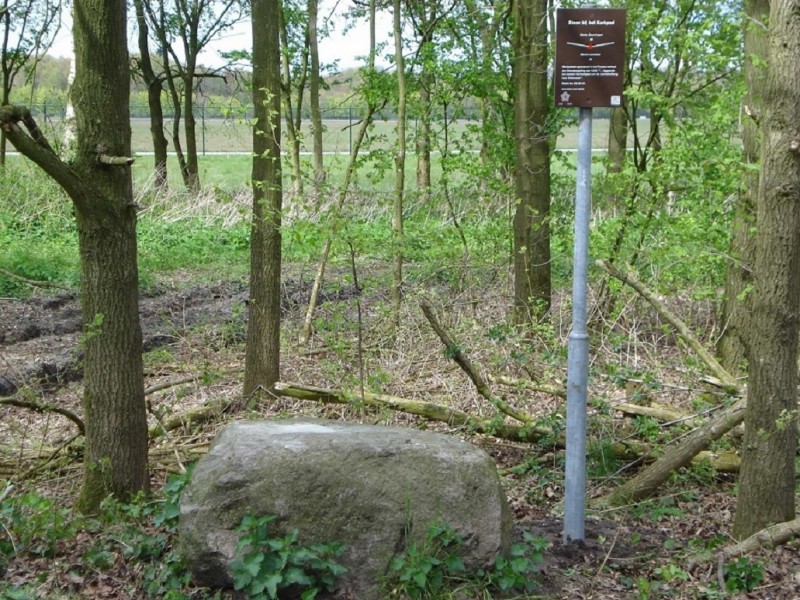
left=564, top=106, right=592, bottom=543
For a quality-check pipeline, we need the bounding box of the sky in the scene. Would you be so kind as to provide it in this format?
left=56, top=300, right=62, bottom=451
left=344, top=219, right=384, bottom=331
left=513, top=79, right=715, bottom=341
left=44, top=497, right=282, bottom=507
left=49, top=3, right=391, bottom=72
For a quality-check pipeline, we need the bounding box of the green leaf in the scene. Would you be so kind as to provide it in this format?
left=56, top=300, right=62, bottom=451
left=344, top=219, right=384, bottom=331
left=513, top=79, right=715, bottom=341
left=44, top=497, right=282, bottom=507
left=444, top=554, right=465, bottom=573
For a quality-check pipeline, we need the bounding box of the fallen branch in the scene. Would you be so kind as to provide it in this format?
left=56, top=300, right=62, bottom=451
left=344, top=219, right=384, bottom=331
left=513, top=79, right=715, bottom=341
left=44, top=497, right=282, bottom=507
left=420, top=299, right=535, bottom=424
left=0, top=395, right=85, bottom=435
left=596, top=260, right=739, bottom=391
left=273, top=381, right=553, bottom=443
left=688, top=516, right=800, bottom=569
left=0, top=267, right=72, bottom=291
left=614, top=402, right=687, bottom=423
left=720, top=517, right=800, bottom=559
left=593, top=396, right=746, bottom=508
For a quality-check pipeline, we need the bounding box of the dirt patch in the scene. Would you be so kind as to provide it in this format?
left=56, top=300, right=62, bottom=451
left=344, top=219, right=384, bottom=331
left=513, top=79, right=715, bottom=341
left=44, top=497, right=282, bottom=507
left=0, top=278, right=359, bottom=396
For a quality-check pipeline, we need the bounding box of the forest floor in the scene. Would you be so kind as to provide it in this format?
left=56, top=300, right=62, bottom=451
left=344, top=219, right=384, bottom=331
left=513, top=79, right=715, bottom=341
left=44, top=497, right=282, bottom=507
left=1, top=268, right=799, bottom=599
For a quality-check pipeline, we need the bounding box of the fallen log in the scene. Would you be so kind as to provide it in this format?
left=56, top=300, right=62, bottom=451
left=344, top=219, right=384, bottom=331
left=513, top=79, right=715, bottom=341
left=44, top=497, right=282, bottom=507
left=273, top=381, right=553, bottom=443
left=592, top=260, right=745, bottom=507
left=594, top=396, right=746, bottom=508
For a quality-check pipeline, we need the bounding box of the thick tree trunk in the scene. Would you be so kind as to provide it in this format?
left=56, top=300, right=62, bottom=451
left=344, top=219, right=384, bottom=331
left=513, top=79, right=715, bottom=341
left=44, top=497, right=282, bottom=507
left=244, top=0, right=282, bottom=396
left=512, top=0, right=551, bottom=325
left=732, top=0, right=800, bottom=540
left=67, top=0, right=148, bottom=512
left=716, top=0, right=769, bottom=375
left=133, top=0, right=168, bottom=188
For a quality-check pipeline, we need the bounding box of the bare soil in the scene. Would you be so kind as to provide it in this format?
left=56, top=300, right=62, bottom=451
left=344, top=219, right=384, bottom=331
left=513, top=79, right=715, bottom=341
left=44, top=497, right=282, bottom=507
left=1, top=273, right=799, bottom=599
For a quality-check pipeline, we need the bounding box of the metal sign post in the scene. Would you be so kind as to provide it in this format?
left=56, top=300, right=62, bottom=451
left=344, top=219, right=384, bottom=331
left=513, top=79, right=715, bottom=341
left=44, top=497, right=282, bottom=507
left=554, top=7, right=626, bottom=544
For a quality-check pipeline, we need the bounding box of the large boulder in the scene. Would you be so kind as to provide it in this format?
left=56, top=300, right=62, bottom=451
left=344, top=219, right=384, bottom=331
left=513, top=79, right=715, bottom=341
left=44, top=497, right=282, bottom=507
left=180, top=418, right=512, bottom=598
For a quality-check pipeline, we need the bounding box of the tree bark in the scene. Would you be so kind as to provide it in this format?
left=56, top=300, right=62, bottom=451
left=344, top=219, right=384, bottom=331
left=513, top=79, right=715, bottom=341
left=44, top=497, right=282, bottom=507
left=732, top=0, right=800, bottom=540
left=512, top=0, right=550, bottom=325
left=133, top=0, right=169, bottom=188
left=716, top=0, right=769, bottom=375
left=244, top=0, right=282, bottom=396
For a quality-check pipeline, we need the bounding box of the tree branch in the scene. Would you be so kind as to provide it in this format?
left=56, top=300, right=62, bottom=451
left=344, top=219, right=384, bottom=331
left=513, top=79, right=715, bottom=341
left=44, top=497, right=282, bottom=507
left=0, top=395, right=85, bottom=435
left=0, top=105, right=93, bottom=215
left=419, top=298, right=536, bottom=424
left=596, top=260, right=739, bottom=391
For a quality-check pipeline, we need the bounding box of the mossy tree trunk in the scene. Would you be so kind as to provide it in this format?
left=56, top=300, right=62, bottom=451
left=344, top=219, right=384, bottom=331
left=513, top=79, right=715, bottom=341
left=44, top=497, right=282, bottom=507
left=244, top=0, right=282, bottom=396
left=512, top=0, right=551, bottom=325
left=732, top=0, right=800, bottom=540
left=1, top=0, right=150, bottom=514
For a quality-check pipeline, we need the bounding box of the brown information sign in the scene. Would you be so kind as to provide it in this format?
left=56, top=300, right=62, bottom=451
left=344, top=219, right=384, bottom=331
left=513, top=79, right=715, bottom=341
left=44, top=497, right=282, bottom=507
left=555, top=8, right=626, bottom=108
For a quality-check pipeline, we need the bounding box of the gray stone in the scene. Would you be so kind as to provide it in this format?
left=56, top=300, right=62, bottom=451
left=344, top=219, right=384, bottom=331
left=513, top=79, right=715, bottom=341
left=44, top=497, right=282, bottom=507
left=179, top=418, right=512, bottom=598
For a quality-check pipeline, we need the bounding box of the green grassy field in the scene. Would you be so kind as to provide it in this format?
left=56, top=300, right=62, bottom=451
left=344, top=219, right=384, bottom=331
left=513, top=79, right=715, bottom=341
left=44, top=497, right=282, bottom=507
left=130, top=117, right=650, bottom=155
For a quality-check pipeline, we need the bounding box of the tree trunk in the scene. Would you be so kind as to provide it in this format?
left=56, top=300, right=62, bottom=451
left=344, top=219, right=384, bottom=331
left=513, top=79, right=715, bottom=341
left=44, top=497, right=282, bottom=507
left=732, top=0, right=800, bottom=540
left=415, top=23, right=434, bottom=204
left=716, top=0, right=769, bottom=375
left=183, top=68, right=200, bottom=191
left=0, top=0, right=154, bottom=513
left=278, top=3, right=306, bottom=197
left=308, top=0, right=325, bottom=195
left=512, top=0, right=550, bottom=325
left=244, top=0, right=282, bottom=396
left=391, top=0, right=406, bottom=323
left=296, top=0, right=379, bottom=347
left=133, top=0, right=168, bottom=188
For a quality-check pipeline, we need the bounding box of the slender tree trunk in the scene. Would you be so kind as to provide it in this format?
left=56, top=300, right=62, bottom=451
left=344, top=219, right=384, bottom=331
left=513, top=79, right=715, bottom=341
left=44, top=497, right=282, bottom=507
left=391, top=0, right=406, bottom=322
left=133, top=0, right=168, bottom=188
left=244, top=0, right=282, bottom=396
left=308, top=0, right=325, bottom=195
left=716, top=0, right=768, bottom=375
left=732, top=0, right=800, bottom=540
left=297, top=0, right=379, bottom=347
left=416, top=30, right=433, bottom=203
left=512, top=0, right=551, bottom=325
left=279, top=3, right=305, bottom=197
left=183, top=67, right=200, bottom=191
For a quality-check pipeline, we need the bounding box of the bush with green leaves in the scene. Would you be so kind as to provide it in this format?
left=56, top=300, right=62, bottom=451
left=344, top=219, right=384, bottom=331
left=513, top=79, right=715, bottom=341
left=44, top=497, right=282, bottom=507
left=384, top=522, right=547, bottom=599
left=0, top=487, right=77, bottom=575
left=385, top=523, right=467, bottom=598
left=231, top=514, right=347, bottom=600
left=482, top=531, right=547, bottom=594
left=723, top=556, right=764, bottom=593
